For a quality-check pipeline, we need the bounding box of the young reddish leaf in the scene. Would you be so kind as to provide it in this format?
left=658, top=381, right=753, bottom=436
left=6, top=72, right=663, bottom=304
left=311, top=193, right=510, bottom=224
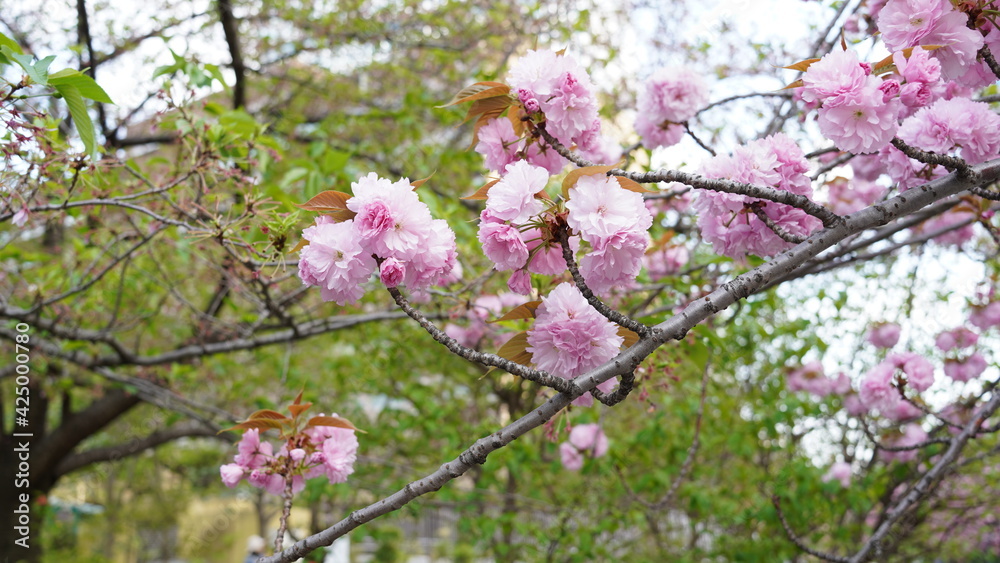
left=464, top=96, right=512, bottom=124
left=840, top=30, right=847, bottom=52
left=292, top=389, right=304, bottom=405
left=219, top=419, right=285, bottom=434
left=288, top=238, right=309, bottom=254
left=248, top=409, right=290, bottom=421
left=305, top=415, right=366, bottom=433
left=495, top=331, right=533, bottom=367
left=781, top=78, right=805, bottom=90
left=489, top=301, right=541, bottom=323
left=288, top=402, right=312, bottom=418
left=616, top=177, right=653, bottom=194
left=461, top=178, right=500, bottom=200
left=562, top=165, right=616, bottom=199
left=295, top=190, right=353, bottom=214
left=780, top=58, right=821, bottom=73
left=507, top=105, right=527, bottom=137
left=618, top=327, right=639, bottom=348
left=438, top=81, right=510, bottom=107
left=410, top=172, right=435, bottom=189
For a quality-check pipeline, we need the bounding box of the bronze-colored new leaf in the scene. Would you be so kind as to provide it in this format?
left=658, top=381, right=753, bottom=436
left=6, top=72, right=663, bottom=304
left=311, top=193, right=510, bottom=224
left=495, top=331, right=533, bottom=367
left=288, top=402, right=312, bottom=418
left=296, top=190, right=353, bottom=213
left=248, top=409, right=290, bottom=421
left=410, top=173, right=435, bottom=189
left=288, top=238, right=309, bottom=254
left=219, top=419, right=286, bottom=434
left=781, top=57, right=821, bottom=73
left=461, top=178, right=500, bottom=200
left=618, top=327, right=640, bottom=348
left=616, top=177, right=653, bottom=194
left=438, top=81, right=510, bottom=108
left=489, top=301, right=541, bottom=323
left=305, top=415, right=366, bottom=433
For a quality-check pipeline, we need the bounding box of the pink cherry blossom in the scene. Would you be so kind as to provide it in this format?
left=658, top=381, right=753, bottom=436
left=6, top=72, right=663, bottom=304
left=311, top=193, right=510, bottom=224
left=507, top=269, right=532, bottom=295
left=569, top=423, right=609, bottom=457
left=559, top=441, right=584, bottom=471
left=348, top=173, right=434, bottom=259
left=878, top=0, right=984, bottom=84
left=486, top=160, right=548, bottom=224
left=298, top=219, right=376, bottom=306
left=477, top=215, right=529, bottom=271
left=801, top=49, right=870, bottom=107
left=12, top=208, right=28, bottom=227
left=893, top=352, right=934, bottom=392
left=969, top=301, right=1000, bottom=331
left=816, top=78, right=900, bottom=154
left=403, top=219, right=458, bottom=289
left=822, top=461, right=852, bottom=487
left=935, top=327, right=979, bottom=351
left=566, top=174, right=652, bottom=242
left=637, top=66, right=709, bottom=124
left=220, top=463, right=245, bottom=488
left=859, top=361, right=900, bottom=413
left=579, top=229, right=649, bottom=294
left=507, top=49, right=600, bottom=149
left=475, top=117, right=521, bottom=173
left=379, top=257, right=405, bottom=288
left=635, top=114, right=685, bottom=149
left=944, top=353, right=987, bottom=383
left=527, top=283, right=623, bottom=380
left=867, top=322, right=901, bottom=349
left=893, top=47, right=941, bottom=85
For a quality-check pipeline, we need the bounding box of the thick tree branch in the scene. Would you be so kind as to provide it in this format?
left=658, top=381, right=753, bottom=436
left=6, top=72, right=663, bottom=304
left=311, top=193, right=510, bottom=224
left=217, top=0, right=246, bottom=109
left=54, top=419, right=223, bottom=477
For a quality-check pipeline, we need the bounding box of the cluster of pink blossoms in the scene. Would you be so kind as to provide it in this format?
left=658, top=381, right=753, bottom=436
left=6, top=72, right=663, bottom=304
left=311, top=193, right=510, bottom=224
left=565, top=173, right=653, bottom=293
left=936, top=326, right=988, bottom=383
left=505, top=49, right=613, bottom=165
left=298, top=174, right=457, bottom=304
left=801, top=49, right=901, bottom=154
left=526, top=283, right=622, bottom=407
left=220, top=425, right=358, bottom=495
left=859, top=352, right=935, bottom=414
left=877, top=0, right=992, bottom=87
left=634, top=66, right=709, bottom=149
left=475, top=116, right=568, bottom=175
left=885, top=97, right=1000, bottom=190
left=477, top=161, right=569, bottom=294
left=694, top=133, right=822, bottom=259
left=559, top=423, right=608, bottom=471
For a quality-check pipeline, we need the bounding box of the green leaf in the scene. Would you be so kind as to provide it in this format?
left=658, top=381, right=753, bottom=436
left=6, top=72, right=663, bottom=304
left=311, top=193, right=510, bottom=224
left=1, top=47, right=52, bottom=85
left=48, top=69, right=114, bottom=104
left=54, top=83, right=99, bottom=160
left=0, top=32, right=23, bottom=65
